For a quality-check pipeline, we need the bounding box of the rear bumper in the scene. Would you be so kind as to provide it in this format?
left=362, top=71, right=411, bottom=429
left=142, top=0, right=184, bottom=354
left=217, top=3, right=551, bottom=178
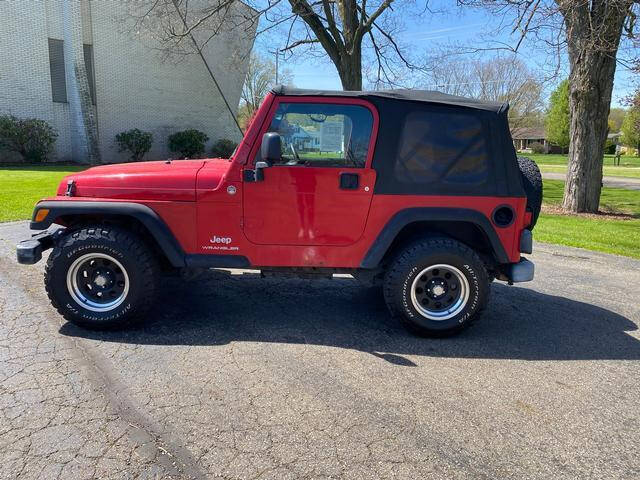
left=520, top=229, right=532, bottom=254
left=16, top=230, right=60, bottom=265
left=506, top=257, right=535, bottom=283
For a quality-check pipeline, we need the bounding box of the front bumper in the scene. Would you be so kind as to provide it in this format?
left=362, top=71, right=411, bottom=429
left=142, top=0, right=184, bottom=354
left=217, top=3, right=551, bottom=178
left=16, top=230, right=61, bottom=265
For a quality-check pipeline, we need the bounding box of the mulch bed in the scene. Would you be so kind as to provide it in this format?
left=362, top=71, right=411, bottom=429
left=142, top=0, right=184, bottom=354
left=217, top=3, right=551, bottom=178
left=541, top=204, right=637, bottom=220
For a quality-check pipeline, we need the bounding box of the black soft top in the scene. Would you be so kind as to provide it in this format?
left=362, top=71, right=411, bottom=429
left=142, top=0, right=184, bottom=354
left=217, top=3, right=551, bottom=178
left=270, top=85, right=524, bottom=198
left=271, top=85, right=508, bottom=114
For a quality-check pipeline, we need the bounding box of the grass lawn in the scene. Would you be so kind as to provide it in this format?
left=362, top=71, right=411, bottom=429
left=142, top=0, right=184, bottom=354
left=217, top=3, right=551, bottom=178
left=527, top=153, right=640, bottom=179
left=537, top=164, right=640, bottom=179
left=535, top=213, right=640, bottom=258
left=536, top=180, right=640, bottom=259
left=526, top=153, right=640, bottom=167
left=0, top=166, right=85, bottom=222
left=542, top=179, right=640, bottom=215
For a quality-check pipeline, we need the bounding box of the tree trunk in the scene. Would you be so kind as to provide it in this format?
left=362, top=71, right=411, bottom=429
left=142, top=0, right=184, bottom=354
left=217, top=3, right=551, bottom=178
left=560, top=2, right=630, bottom=213
left=337, top=51, right=362, bottom=90
left=561, top=51, right=617, bottom=212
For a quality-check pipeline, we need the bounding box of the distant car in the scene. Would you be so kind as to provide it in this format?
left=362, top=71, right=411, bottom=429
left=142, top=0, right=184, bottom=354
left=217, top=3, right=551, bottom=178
left=17, top=86, right=541, bottom=337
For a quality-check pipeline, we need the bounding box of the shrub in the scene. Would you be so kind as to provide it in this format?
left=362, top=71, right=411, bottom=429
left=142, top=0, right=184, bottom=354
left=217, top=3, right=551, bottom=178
left=0, top=115, right=57, bottom=163
left=529, top=142, right=546, bottom=154
left=211, top=138, right=237, bottom=158
left=115, top=128, right=153, bottom=162
left=168, top=129, right=209, bottom=159
left=604, top=140, right=617, bottom=155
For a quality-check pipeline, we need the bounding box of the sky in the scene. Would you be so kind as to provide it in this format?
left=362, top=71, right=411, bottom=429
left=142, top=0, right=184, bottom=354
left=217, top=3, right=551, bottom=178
left=253, top=1, right=637, bottom=108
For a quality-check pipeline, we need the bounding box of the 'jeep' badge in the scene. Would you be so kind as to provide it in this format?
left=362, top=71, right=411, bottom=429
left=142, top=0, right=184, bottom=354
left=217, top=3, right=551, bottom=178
left=210, top=235, right=232, bottom=244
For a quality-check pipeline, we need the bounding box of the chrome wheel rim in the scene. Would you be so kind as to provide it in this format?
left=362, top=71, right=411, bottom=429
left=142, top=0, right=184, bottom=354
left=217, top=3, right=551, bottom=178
left=66, top=253, right=129, bottom=312
left=410, top=264, right=470, bottom=321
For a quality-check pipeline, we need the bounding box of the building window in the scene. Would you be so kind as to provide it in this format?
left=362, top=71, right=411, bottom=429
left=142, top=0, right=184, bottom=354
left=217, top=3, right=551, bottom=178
left=48, top=38, right=67, bottom=103
left=83, top=44, right=96, bottom=105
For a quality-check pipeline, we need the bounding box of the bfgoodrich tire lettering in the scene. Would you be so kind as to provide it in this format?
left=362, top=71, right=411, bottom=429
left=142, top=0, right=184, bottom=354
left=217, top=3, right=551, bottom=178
left=384, top=237, right=489, bottom=337
left=44, top=226, right=159, bottom=330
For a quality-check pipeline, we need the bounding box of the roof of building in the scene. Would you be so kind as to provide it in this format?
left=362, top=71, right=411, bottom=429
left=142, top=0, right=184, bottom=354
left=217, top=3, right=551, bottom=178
left=271, top=86, right=508, bottom=113
left=510, top=127, right=546, bottom=140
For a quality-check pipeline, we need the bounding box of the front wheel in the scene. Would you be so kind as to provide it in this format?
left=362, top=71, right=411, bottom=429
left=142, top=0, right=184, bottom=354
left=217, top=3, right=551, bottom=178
left=383, top=238, right=490, bottom=337
left=44, top=226, right=159, bottom=330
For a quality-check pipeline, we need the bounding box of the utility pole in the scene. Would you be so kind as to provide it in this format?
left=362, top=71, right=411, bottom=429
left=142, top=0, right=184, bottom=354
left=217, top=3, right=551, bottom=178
left=270, top=48, right=284, bottom=85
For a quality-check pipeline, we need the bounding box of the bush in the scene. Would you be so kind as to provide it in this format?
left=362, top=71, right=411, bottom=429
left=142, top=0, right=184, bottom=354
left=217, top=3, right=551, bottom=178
left=168, top=129, right=209, bottom=159
left=529, top=142, right=546, bottom=154
left=211, top=138, right=237, bottom=158
left=604, top=140, right=617, bottom=155
left=0, top=115, right=57, bottom=163
left=115, top=128, right=153, bottom=162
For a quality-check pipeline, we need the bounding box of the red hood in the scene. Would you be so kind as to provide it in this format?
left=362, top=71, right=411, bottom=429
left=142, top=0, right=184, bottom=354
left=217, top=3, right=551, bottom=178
left=58, top=159, right=230, bottom=201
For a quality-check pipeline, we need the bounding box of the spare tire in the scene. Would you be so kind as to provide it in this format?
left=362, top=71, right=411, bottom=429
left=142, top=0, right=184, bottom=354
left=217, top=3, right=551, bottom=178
left=517, top=156, right=543, bottom=230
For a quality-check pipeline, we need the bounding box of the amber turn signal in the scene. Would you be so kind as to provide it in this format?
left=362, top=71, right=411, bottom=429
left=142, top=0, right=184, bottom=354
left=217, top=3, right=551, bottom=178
left=34, top=209, right=49, bottom=222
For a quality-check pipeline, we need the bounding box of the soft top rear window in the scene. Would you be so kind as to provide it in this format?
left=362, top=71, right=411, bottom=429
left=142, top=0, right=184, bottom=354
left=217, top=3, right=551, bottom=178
left=394, top=110, right=489, bottom=185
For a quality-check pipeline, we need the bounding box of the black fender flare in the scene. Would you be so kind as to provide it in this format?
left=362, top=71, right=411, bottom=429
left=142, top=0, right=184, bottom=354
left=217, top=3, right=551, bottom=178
left=360, top=207, right=509, bottom=268
left=31, top=201, right=186, bottom=267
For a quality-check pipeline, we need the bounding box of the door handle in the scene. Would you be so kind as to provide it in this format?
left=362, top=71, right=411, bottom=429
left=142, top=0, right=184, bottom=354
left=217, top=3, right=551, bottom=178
left=339, top=172, right=359, bottom=190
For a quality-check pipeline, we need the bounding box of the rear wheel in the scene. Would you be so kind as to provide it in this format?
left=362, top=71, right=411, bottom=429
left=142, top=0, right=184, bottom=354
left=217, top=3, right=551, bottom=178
left=45, top=226, right=159, bottom=330
left=383, top=238, right=490, bottom=337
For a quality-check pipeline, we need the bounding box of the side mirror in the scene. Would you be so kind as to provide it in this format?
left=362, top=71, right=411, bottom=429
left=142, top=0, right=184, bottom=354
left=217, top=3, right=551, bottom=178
left=261, top=132, right=282, bottom=164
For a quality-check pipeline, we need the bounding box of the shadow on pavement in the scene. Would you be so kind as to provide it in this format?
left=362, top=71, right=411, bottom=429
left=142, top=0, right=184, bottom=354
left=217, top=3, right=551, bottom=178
left=60, top=270, right=640, bottom=363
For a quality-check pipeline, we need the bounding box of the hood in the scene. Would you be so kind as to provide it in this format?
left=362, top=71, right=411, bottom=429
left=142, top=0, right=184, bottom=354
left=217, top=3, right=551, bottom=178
left=58, top=160, right=208, bottom=201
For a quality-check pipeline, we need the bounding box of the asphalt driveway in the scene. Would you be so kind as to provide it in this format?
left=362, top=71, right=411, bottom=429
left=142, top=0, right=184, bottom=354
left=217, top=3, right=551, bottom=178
left=1, top=221, right=639, bottom=479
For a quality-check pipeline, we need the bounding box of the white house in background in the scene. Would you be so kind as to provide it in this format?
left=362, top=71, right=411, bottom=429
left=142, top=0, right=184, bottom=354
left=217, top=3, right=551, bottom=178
left=0, top=0, right=255, bottom=164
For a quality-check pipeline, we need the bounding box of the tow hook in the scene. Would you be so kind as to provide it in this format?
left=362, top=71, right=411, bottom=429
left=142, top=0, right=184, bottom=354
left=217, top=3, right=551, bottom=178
left=16, top=229, right=64, bottom=265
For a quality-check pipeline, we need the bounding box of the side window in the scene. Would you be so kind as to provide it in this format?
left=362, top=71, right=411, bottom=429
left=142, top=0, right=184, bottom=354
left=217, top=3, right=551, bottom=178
left=394, top=110, right=489, bottom=184
left=266, top=103, right=373, bottom=168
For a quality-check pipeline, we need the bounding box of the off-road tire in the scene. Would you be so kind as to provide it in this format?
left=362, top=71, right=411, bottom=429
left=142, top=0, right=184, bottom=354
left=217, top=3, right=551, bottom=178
left=383, top=238, right=490, bottom=337
left=517, top=156, right=543, bottom=229
left=44, top=226, right=159, bottom=330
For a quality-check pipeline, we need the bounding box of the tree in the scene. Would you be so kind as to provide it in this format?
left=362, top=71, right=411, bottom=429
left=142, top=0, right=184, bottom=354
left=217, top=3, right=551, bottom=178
left=284, top=0, right=402, bottom=89
left=423, top=55, right=544, bottom=128
left=239, top=54, right=293, bottom=129
left=460, top=1, right=639, bottom=213
left=609, top=108, right=627, bottom=132
left=621, top=99, right=640, bottom=155
left=132, top=0, right=428, bottom=91
left=546, top=79, right=570, bottom=149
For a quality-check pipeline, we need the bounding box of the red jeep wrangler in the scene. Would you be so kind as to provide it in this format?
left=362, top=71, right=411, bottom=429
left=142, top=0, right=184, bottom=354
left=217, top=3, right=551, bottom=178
left=17, top=87, right=541, bottom=337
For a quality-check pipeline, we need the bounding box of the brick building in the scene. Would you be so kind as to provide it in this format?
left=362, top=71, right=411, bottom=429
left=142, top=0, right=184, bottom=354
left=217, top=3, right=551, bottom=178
left=0, top=0, right=255, bottom=163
